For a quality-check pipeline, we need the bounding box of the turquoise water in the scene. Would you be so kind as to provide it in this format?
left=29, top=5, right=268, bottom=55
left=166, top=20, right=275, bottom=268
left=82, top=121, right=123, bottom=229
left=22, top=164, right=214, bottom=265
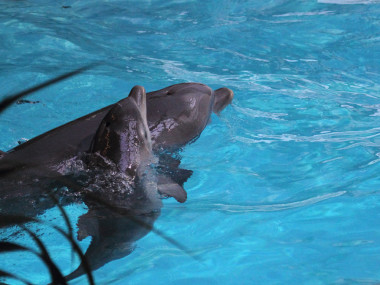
left=1, top=0, right=380, bottom=284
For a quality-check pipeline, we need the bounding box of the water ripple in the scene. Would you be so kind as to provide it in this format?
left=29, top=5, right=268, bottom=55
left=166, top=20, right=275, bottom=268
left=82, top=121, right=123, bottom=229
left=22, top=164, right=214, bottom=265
left=236, top=127, right=380, bottom=144
left=234, top=105, right=287, bottom=120
left=181, top=191, right=347, bottom=213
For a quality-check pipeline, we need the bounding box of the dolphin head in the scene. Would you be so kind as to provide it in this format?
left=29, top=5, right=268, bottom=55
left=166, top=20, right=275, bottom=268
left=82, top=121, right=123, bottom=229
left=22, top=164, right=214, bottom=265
left=147, top=83, right=234, bottom=152
left=90, top=86, right=152, bottom=176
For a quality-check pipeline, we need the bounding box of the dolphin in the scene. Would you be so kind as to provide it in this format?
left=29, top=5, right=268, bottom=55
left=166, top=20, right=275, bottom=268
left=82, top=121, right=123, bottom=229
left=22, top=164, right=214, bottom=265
left=1, top=83, right=233, bottom=166
left=63, top=83, right=233, bottom=281
left=0, top=82, right=233, bottom=281
left=65, top=85, right=161, bottom=281
left=0, top=83, right=233, bottom=214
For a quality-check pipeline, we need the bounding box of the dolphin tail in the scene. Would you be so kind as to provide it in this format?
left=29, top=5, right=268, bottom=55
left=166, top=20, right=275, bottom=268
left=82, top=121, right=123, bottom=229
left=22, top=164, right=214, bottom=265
left=157, top=174, right=187, bottom=203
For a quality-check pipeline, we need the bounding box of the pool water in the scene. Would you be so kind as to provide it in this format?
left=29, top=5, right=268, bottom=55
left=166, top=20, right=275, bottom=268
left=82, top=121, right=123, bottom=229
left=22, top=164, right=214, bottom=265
left=1, top=0, right=379, bottom=284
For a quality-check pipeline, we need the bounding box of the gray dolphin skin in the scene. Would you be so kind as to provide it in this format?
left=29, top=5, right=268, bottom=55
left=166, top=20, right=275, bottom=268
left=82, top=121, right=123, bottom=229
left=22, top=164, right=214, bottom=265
left=2, top=83, right=232, bottom=166
left=0, top=82, right=233, bottom=281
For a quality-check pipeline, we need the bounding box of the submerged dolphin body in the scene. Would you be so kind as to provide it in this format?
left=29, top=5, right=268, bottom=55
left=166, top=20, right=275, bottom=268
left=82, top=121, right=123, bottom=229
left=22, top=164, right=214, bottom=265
left=0, top=82, right=233, bottom=281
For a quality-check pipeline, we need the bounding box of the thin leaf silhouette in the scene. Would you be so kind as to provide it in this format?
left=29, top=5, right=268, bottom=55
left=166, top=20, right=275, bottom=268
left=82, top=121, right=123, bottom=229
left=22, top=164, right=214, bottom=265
left=0, top=65, right=98, bottom=284
left=22, top=226, right=67, bottom=285
left=0, top=64, right=99, bottom=113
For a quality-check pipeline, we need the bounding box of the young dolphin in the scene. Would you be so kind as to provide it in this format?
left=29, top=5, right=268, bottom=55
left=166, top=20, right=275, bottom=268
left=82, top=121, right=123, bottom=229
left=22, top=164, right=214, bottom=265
left=65, top=85, right=160, bottom=281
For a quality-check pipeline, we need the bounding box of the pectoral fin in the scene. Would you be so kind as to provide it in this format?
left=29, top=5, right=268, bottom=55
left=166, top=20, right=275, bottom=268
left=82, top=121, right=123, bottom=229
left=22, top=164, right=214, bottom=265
left=157, top=175, right=187, bottom=203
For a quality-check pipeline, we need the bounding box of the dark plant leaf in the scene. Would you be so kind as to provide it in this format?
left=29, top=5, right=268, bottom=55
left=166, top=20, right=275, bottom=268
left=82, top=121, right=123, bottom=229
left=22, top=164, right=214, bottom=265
left=22, top=227, right=67, bottom=285
left=0, top=270, right=33, bottom=285
left=0, top=241, right=29, bottom=253
left=47, top=194, right=73, bottom=236
left=47, top=193, right=95, bottom=284
left=0, top=63, right=98, bottom=113
left=48, top=193, right=77, bottom=270
left=0, top=64, right=102, bottom=284
left=54, top=227, right=95, bottom=285
left=0, top=215, right=37, bottom=228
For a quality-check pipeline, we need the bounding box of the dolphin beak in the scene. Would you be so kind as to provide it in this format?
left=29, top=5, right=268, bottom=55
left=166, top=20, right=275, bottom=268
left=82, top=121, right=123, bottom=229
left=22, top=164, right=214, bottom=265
left=213, top=87, right=234, bottom=114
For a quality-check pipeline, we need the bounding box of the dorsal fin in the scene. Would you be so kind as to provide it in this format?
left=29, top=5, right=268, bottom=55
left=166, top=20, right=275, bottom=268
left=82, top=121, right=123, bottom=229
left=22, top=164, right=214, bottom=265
left=157, top=175, right=187, bottom=203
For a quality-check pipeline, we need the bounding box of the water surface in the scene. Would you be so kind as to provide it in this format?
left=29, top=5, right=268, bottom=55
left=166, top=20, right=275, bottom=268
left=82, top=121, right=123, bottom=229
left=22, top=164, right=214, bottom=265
left=0, top=0, right=379, bottom=284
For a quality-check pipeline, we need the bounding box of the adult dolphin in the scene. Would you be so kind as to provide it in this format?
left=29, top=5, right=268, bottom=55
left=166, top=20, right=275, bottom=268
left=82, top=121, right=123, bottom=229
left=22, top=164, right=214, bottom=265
left=0, top=83, right=233, bottom=215
left=65, top=85, right=162, bottom=281
left=0, top=82, right=233, bottom=282
left=1, top=83, right=233, bottom=167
